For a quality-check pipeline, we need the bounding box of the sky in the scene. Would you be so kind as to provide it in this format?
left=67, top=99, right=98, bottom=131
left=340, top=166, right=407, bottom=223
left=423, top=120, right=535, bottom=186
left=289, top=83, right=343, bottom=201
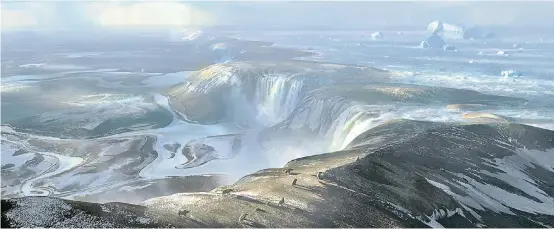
left=2, top=1, right=554, bottom=30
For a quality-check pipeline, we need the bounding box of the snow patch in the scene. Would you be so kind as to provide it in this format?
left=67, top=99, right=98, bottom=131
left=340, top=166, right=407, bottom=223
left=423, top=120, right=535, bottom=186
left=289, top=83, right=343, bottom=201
left=427, top=148, right=554, bottom=216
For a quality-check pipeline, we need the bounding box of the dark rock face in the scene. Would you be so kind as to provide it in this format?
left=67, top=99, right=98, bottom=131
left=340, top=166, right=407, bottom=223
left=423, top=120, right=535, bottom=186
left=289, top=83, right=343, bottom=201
left=334, top=120, right=554, bottom=227
left=3, top=120, right=553, bottom=228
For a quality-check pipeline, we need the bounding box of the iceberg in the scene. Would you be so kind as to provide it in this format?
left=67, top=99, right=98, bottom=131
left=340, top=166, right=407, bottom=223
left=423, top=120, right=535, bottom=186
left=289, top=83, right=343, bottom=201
left=497, top=50, right=510, bottom=56
left=420, top=34, right=445, bottom=49
left=427, top=20, right=464, bottom=39
left=427, top=20, right=444, bottom=34
left=427, top=20, right=493, bottom=40
left=501, top=70, right=522, bottom=78
left=443, top=45, right=457, bottom=51
left=370, top=32, right=383, bottom=40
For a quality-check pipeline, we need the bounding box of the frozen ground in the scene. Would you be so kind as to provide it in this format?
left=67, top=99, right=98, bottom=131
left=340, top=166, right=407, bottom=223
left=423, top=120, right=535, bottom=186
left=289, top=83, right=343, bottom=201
left=2, top=28, right=554, bottom=208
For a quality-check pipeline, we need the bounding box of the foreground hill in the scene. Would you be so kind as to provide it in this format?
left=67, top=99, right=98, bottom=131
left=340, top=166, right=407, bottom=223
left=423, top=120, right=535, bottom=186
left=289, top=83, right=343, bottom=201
left=3, top=120, right=553, bottom=228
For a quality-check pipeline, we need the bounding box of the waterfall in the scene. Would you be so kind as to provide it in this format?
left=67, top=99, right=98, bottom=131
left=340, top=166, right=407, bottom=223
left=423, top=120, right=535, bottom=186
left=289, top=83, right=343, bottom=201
left=166, top=61, right=402, bottom=142
left=326, top=104, right=392, bottom=151
left=254, top=76, right=304, bottom=126
left=267, top=93, right=396, bottom=152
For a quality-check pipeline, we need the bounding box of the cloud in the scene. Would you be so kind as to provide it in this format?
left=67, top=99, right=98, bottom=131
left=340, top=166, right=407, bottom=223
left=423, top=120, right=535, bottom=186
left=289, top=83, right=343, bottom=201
left=2, top=1, right=554, bottom=30
left=2, top=1, right=215, bottom=30
left=91, top=2, right=215, bottom=28
left=2, top=8, right=38, bottom=29
left=1, top=2, right=57, bottom=29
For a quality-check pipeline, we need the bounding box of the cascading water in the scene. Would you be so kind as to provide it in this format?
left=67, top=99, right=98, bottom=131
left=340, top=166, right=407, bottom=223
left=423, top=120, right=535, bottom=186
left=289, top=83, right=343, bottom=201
left=166, top=61, right=394, bottom=127
left=287, top=96, right=348, bottom=132
left=222, top=75, right=306, bottom=128
left=254, top=76, right=305, bottom=126
left=326, top=104, right=395, bottom=151
left=165, top=61, right=407, bottom=170
left=265, top=93, right=395, bottom=153
left=254, top=95, right=399, bottom=168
